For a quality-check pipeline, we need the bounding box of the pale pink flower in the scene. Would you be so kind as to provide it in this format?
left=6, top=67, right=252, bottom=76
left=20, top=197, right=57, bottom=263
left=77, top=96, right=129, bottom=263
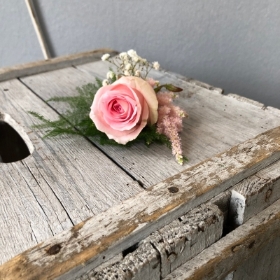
left=90, top=76, right=158, bottom=144
left=156, top=92, right=187, bottom=164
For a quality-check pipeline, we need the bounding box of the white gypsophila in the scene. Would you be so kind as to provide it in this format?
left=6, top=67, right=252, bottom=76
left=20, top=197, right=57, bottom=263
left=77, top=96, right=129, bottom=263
left=125, top=63, right=132, bottom=70
left=101, top=54, right=110, bottom=61
left=119, top=52, right=128, bottom=59
left=102, top=79, right=109, bottom=86
left=135, top=70, right=140, bottom=76
left=127, top=49, right=137, bottom=57
left=106, top=71, right=114, bottom=79
left=153, top=61, right=160, bottom=70
left=124, top=70, right=130, bottom=76
left=132, top=56, right=139, bottom=62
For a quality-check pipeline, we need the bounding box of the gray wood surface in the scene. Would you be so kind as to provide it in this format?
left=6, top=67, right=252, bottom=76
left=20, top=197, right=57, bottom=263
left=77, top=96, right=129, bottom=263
left=20, top=60, right=280, bottom=188
left=1, top=126, right=280, bottom=279
left=79, top=203, right=223, bottom=280
left=163, top=198, right=280, bottom=280
left=2, top=54, right=280, bottom=279
left=0, top=49, right=117, bottom=82
left=0, top=78, right=141, bottom=264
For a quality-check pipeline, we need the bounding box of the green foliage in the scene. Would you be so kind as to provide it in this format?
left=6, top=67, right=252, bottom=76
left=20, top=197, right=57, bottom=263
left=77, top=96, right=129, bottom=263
left=29, top=78, right=171, bottom=149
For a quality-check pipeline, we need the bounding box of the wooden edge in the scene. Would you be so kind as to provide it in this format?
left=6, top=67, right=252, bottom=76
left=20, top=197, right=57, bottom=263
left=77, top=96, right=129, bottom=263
left=227, top=93, right=265, bottom=109
left=0, top=49, right=118, bottom=82
left=163, top=198, right=280, bottom=280
left=166, top=71, right=224, bottom=94
left=1, top=126, right=280, bottom=279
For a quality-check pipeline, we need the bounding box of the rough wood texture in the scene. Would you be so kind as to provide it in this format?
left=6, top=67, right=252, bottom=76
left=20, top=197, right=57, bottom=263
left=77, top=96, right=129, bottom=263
left=0, top=79, right=141, bottom=264
left=0, top=49, right=118, bottom=82
left=80, top=203, right=223, bottom=280
left=229, top=159, right=280, bottom=227
left=163, top=198, right=280, bottom=280
left=229, top=235, right=280, bottom=280
left=21, top=61, right=280, bottom=188
left=1, top=126, right=280, bottom=279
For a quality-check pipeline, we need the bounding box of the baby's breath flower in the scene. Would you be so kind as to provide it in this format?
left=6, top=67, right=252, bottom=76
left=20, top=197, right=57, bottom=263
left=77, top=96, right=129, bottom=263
left=135, top=70, right=140, bottom=76
left=106, top=71, right=115, bottom=79
left=132, top=56, right=139, bottom=62
left=124, top=70, right=130, bottom=76
left=125, top=63, right=132, bottom=70
left=153, top=61, right=160, bottom=70
left=101, top=54, right=110, bottom=61
left=127, top=49, right=137, bottom=57
left=102, top=79, right=109, bottom=86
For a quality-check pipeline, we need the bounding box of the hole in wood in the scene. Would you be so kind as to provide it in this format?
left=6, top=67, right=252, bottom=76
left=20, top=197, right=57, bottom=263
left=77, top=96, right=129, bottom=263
left=0, top=113, right=33, bottom=163
left=168, top=187, right=179, bottom=193
left=122, top=242, right=139, bottom=258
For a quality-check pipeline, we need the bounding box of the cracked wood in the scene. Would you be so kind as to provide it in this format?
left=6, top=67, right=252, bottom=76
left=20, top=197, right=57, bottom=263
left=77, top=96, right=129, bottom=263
left=1, top=126, right=280, bottom=279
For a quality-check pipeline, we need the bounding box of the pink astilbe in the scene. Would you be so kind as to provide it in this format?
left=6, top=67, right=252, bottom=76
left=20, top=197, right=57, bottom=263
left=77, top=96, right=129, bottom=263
left=156, top=92, right=187, bottom=164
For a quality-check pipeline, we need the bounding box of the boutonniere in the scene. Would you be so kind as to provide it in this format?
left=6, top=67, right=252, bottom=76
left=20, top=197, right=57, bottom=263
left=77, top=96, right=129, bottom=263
left=30, top=50, right=187, bottom=164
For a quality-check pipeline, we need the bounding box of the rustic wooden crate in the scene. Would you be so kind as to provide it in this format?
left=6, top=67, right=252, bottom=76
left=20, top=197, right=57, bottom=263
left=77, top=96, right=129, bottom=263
left=0, top=49, right=280, bottom=280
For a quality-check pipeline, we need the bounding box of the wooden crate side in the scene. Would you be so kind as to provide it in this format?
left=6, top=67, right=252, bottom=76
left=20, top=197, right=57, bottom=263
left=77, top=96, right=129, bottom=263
left=0, top=49, right=117, bottom=82
left=162, top=198, right=280, bottom=280
left=1, top=126, right=280, bottom=279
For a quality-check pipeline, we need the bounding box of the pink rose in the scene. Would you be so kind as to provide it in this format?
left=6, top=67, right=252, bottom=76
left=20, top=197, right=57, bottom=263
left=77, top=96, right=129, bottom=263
left=90, top=76, right=158, bottom=144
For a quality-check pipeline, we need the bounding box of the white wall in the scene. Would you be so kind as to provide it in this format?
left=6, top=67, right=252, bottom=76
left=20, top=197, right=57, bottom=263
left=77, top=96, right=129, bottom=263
left=1, top=1, right=280, bottom=107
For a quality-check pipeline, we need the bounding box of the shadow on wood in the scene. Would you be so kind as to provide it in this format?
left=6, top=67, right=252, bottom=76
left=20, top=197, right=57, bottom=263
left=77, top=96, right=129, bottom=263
left=0, top=113, right=31, bottom=163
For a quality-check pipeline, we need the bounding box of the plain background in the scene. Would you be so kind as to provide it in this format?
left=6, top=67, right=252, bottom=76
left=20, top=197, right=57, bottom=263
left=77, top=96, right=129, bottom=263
left=0, top=1, right=279, bottom=108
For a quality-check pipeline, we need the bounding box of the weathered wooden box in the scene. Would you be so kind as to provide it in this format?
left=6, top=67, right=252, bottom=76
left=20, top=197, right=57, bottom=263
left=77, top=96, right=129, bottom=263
left=0, top=50, right=280, bottom=280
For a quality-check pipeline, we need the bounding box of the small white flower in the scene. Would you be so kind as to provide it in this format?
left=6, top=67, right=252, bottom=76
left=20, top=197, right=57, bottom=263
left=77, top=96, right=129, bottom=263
left=119, top=52, right=128, bottom=60
left=125, top=63, right=132, bottom=70
left=106, top=71, right=115, bottom=79
left=132, top=56, right=139, bottom=62
left=153, top=61, right=160, bottom=70
left=101, top=54, right=110, bottom=61
left=135, top=70, right=141, bottom=76
left=102, top=79, right=109, bottom=86
left=124, top=70, right=130, bottom=76
left=127, top=49, right=137, bottom=57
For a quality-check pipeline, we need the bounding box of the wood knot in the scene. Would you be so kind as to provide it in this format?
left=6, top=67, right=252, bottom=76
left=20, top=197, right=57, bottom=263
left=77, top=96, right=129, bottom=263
left=265, top=189, right=272, bottom=202
left=168, top=187, right=179, bottom=193
left=46, top=244, right=62, bottom=255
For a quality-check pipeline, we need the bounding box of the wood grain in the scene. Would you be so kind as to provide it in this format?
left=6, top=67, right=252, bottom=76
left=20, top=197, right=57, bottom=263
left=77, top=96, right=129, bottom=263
left=80, top=203, right=223, bottom=280
left=229, top=159, right=280, bottom=227
left=0, top=49, right=118, bottom=82
left=1, top=126, right=280, bottom=279
left=0, top=79, right=141, bottom=264
left=163, top=198, right=280, bottom=280
left=21, top=61, right=280, bottom=188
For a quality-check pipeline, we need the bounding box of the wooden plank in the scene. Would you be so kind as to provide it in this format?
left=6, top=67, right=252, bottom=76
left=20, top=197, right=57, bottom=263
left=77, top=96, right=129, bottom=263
left=0, top=79, right=141, bottom=264
left=228, top=235, right=280, bottom=280
left=0, top=49, right=118, bottom=82
left=1, top=126, right=280, bottom=279
left=80, top=203, right=223, bottom=280
left=162, top=198, right=280, bottom=280
left=21, top=63, right=280, bottom=188
left=148, top=204, right=223, bottom=278
left=229, top=159, right=280, bottom=227
left=79, top=242, right=161, bottom=280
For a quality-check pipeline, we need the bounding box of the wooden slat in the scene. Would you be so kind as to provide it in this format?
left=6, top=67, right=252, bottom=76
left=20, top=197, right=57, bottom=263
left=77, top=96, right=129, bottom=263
left=163, top=198, right=280, bottom=280
left=80, top=203, right=223, bottom=279
left=1, top=126, right=280, bottom=279
left=0, top=79, right=141, bottom=264
left=229, top=159, right=280, bottom=227
left=0, top=49, right=117, bottom=82
left=21, top=63, right=280, bottom=188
